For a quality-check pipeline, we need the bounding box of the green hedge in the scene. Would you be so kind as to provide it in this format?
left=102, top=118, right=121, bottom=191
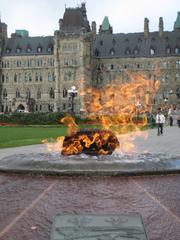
left=0, top=112, right=94, bottom=125
left=0, top=112, right=66, bottom=125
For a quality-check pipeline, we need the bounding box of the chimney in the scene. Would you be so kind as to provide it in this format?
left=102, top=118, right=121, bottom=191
left=159, top=17, right=164, bottom=37
left=91, top=21, right=96, bottom=38
left=144, top=18, right=149, bottom=39
left=59, top=19, right=63, bottom=30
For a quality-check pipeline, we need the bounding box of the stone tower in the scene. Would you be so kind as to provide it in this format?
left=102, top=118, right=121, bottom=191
left=53, top=3, right=93, bottom=114
left=0, top=20, right=7, bottom=110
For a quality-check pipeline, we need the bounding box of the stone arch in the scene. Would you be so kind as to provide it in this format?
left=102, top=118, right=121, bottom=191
left=17, top=104, right=25, bottom=111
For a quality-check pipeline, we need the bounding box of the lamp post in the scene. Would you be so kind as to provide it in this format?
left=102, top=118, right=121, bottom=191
left=67, top=86, right=78, bottom=114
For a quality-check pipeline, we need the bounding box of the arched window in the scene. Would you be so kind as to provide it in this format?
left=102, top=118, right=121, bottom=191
left=3, top=89, right=7, bottom=99
left=49, top=88, right=54, bottom=99
left=29, top=73, right=32, bottom=82
left=67, top=71, right=72, bottom=80
left=110, top=48, right=115, bottom=56
left=48, top=72, right=52, bottom=81
left=40, top=73, right=43, bottom=82
left=2, top=74, right=5, bottom=82
left=35, top=73, right=38, bottom=82
left=16, top=89, right=20, bottom=98
left=24, top=73, right=28, bottom=82
left=14, top=73, right=17, bottom=82
left=37, top=88, right=41, bottom=99
left=6, top=74, right=9, bottom=82
left=26, top=88, right=31, bottom=99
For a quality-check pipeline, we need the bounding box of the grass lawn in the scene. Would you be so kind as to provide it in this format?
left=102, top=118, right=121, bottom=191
left=0, top=124, right=149, bottom=148
left=0, top=126, right=68, bottom=148
left=0, top=124, right=102, bottom=148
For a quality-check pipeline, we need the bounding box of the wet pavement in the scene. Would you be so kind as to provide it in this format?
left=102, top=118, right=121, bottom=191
left=0, top=174, right=180, bottom=240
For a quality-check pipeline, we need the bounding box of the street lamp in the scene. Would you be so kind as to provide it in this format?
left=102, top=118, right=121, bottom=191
left=67, top=86, right=78, bottom=114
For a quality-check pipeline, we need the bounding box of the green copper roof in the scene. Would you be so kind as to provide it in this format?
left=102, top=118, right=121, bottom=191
left=15, top=29, right=29, bottom=38
left=101, top=16, right=110, bottom=31
left=174, top=12, right=180, bottom=29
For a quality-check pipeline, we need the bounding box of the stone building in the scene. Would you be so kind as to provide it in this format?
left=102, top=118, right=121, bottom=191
left=0, top=3, right=180, bottom=114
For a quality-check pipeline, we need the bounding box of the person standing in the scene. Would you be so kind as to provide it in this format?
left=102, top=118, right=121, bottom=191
left=168, top=107, right=173, bottom=126
left=156, top=111, right=166, bottom=136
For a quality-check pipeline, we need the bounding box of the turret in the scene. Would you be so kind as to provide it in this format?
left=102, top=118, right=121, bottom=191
left=159, top=17, right=164, bottom=38
left=174, top=11, right=180, bottom=31
left=144, top=18, right=149, bottom=39
left=99, top=16, right=113, bottom=34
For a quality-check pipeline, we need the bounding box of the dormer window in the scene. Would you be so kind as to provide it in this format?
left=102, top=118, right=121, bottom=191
left=134, top=47, right=139, bottom=55
left=166, top=47, right=171, bottom=54
left=47, top=46, right=53, bottom=52
left=16, top=47, right=21, bottom=53
left=175, top=47, right=179, bottom=54
left=110, top=48, right=115, bottom=56
left=150, top=48, right=155, bottom=55
left=151, top=37, right=156, bottom=42
left=37, top=46, right=42, bottom=53
left=26, top=47, right=31, bottom=53
left=138, top=38, right=142, bottom=44
left=94, top=48, right=100, bottom=57
left=112, top=39, right=116, bottom=45
left=165, top=37, right=169, bottom=42
left=125, top=48, right=131, bottom=55
left=99, top=40, right=103, bottom=46
left=6, top=48, right=11, bottom=53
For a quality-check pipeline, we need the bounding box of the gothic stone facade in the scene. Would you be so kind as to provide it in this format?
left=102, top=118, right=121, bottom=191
left=0, top=4, right=180, bottom=113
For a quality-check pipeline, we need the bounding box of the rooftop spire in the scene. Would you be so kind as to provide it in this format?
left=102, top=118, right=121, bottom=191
left=174, top=11, right=180, bottom=31
left=99, top=16, right=113, bottom=34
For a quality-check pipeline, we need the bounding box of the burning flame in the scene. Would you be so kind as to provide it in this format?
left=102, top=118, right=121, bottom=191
left=43, top=72, right=160, bottom=155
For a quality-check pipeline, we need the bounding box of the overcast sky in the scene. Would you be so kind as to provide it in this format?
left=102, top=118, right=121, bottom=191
left=0, top=0, right=179, bottom=37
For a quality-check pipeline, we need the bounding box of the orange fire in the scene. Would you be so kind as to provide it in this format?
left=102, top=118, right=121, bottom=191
left=43, top=72, right=160, bottom=155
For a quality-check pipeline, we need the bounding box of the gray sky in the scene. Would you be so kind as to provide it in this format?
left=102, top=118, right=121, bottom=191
left=0, top=0, right=179, bottom=37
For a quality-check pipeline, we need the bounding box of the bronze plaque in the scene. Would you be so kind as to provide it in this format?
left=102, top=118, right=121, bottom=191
left=51, top=213, right=148, bottom=240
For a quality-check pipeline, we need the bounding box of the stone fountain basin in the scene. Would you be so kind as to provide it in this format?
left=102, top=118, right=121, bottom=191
left=0, top=127, right=179, bottom=176
left=0, top=151, right=179, bottom=176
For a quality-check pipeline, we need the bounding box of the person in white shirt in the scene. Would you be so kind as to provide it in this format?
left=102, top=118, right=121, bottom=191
left=156, top=110, right=166, bottom=136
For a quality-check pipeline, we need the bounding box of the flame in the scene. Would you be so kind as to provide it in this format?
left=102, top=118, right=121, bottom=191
left=43, top=72, right=160, bottom=156
left=60, top=115, right=79, bottom=135
left=61, top=130, right=119, bottom=156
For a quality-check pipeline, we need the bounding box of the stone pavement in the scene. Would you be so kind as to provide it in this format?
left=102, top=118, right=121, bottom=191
left=0, top=126, right=179, bottom=175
